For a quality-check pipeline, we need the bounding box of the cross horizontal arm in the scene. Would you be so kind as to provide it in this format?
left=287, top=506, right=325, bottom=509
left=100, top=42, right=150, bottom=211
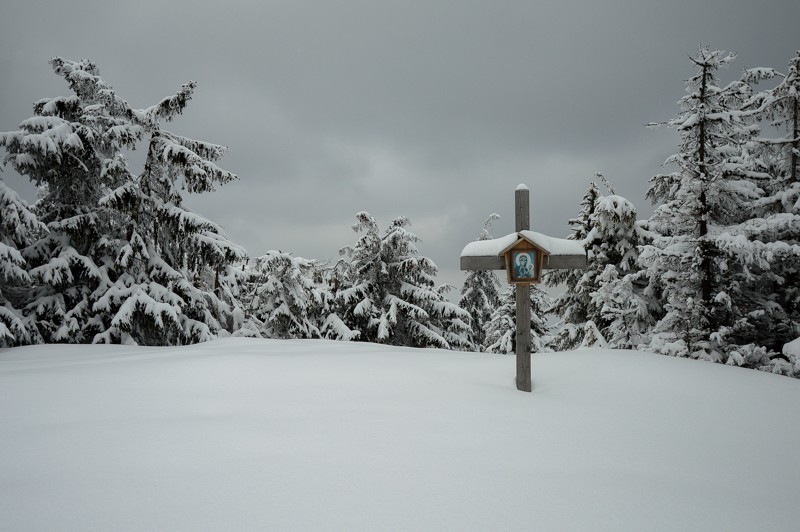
left=460, top=255, right=505, bottom=270
left=460, top=253, right=587, bottom=271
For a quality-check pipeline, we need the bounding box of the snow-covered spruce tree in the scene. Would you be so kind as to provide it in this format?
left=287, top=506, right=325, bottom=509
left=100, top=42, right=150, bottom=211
left=483, top=284, right=552, bottom=354
left=0, top=178, right=46, bottom=346
left=318, top=257, right=361, bottom=341
left=590, top=264, right=652, bottom=349
left=752, top=52, right=800, bottom=373
left=0, top=58, right=246, bottom=345
left=584, top=195, right=652, bottom=349
left=458, top=214, right=501, bottom=350
left=706, top=53, right=800, bottom=373
left=642, top=48, right=761, bottom=362
left=435, top=283, right=474, bottom=351
left=758, top=51, right=800, bottom=185
left=97, top=122, right=248, bottom=345
left=243, top=250, right=323, bottom=339
left=338, top=212, right=471, bottom=349
left=0, top=58, right=133, bottom=342
left=546, top=180, right=646, bottom=350
left=544, top=181, right=598, bottom=350
left=483, top=287, right=515, bottom=354
left=83, top=60, right=247, bottom=345
left=231, top=260, right=268, bottom=339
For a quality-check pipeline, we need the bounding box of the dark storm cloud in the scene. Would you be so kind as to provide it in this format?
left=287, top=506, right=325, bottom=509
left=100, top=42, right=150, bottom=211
left=2, top=0, right=798, bottom=288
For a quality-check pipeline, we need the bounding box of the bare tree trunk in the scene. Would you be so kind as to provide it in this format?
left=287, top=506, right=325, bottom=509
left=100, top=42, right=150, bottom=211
left=697, top=63, right=712, bottom=307
left=792, top=98, right=798, bottom=183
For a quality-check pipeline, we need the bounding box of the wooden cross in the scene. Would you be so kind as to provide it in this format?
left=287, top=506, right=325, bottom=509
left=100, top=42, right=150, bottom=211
left=460, top=184, right=587, bottom=392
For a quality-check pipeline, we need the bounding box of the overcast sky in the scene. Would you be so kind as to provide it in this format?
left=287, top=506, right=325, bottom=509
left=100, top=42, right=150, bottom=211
left=1, top=0, right=798, bottom=289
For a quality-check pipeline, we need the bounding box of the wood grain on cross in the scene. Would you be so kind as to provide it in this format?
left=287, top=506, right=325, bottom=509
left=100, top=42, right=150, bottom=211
left=514, top=186, right=532, bottom=392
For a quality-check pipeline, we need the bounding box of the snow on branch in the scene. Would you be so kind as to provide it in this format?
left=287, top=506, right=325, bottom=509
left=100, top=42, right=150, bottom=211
left=134, top=82, right=197, bottom=126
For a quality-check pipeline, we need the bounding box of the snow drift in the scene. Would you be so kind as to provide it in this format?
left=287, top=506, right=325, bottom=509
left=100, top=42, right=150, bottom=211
left=1, top=338, right=798, bottom=531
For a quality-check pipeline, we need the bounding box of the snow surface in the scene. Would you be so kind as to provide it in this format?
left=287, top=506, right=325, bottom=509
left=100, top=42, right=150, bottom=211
left=1, top=338, right=799, bottom=531
left=461, top=231, right=585, bottom=258
left=516, top=183, right=529, bottom=191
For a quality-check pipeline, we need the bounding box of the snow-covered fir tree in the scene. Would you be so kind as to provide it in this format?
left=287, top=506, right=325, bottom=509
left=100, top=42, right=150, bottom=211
left=590, top=264, right=651, bottom=349
left=546, top=178, right=646, bottom=350
left=0, top=179, right=46, bottom=346
left=483, top=284, right=552, bottom=354
left=318, top=257, right=361, bottom=341
left=752, top=52, right=800, bottom=374
left=434, top=283, right=474, bottom=351
left=709, top=52, right=800, bottom=374
left=0, top=58, right=246, bottom=345
left=585, top=195, right=652, bottom=349
left=0, top=58, right=130, bottom=342
left=458, top=214, right=501, bottom=350
left=337, top=212, right=471, bottom=349
left=242, top=251, right=323, bottom=339
left=96, top=122, right=248, bottom=345
left=544, top=181, right=597, bottom=350
left=483, top=287, right=515, bottom=354
left=642, top=47, right=765, bottom=363
left=757, top=51, right=800, bottom=185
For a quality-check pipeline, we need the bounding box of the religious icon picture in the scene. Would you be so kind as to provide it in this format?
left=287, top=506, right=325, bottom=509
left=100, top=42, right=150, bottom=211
left=512, top=251, right=536, bottom=280
left=500, top=238, right=545, bottom=284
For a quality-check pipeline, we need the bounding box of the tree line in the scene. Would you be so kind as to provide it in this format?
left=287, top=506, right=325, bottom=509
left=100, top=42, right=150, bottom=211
left=1, top=50, right=798, bottom=378
left=536, top=48, right=799, bottom=377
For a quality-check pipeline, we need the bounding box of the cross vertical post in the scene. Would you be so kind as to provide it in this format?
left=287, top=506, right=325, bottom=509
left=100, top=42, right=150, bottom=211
left=460, top=184, right=586, bottom=393
left=514, top=186, right=532, bottom=392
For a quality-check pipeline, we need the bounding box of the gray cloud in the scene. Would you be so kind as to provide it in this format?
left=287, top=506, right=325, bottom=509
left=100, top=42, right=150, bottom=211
left=2, top=0, right=798, bottom=291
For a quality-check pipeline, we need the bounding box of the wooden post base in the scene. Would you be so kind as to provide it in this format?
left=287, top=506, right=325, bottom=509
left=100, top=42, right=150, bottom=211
left=515, top=283, right=532, bottom=392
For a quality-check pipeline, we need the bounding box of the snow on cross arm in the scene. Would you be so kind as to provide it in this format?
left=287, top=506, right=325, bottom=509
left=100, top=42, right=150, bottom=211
left=518, top=230, right=586, bottom=256
left=460, top=231, right=585, bottom=259
left=460, top=232, right=519, bottom=258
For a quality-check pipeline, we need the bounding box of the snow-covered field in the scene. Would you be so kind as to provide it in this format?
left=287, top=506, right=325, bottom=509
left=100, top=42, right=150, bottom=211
left=1, top=339, right=798, bottom=531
